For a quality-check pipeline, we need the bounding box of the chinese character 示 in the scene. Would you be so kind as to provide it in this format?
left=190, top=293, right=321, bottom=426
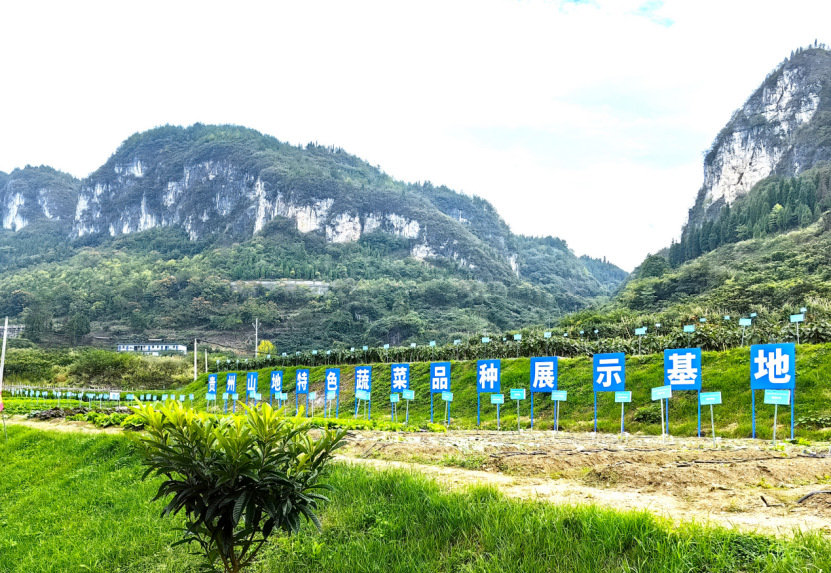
left=391, top=366, right=408, bottom=389
left=478, top=363, right=498, bottom=389
left=666, top=352, right=698, bottom=385
left=355, top=368, right=371, bottom=391
left=431, top=366, right=448, bottom=390
left=754, top=348, right=791, bottom=384
left=532, top=361, right=556, bottom=389
left=326, top=370, right=338, bottom=391
left=595, top=358, right=622, bottom=387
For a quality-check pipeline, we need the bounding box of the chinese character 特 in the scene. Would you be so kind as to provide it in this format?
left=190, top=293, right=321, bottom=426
left=297, top=371, right=308, bottom=391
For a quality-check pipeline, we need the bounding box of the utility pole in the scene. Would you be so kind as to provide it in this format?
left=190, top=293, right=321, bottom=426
left=204, top=349, right=208, bottom=374
left=253, top=318, right=259, bottom=358
left=2, top=317, right=9, bottom=440
left=194, top=338, right=198, bottom=381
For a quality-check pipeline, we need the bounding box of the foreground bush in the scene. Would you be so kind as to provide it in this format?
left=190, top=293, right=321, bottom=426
left=131, top=402, right=346, bottom=572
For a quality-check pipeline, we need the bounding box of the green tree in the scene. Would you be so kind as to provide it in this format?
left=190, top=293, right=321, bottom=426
left=65, top=313, right=91, bottom=345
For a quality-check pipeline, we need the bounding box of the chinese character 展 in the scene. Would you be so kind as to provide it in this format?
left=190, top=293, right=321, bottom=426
left=297, top=372, right=308, bottom=391
left=326, top=371, right=338, bottom=391
left=355, top=368, right=371, bottom=391
left=533, top=361, right=556, bottom=389
left=596, top=358, right=622, bottom=387
left=478, top=363, right=498, bottom=389
left=392, top=366, right=408, bottom=389
left=667, top=352, right=698, bottom=385
left=754, top=348, right=791, bottom=384
left=432, top=366, right=449, bottom=390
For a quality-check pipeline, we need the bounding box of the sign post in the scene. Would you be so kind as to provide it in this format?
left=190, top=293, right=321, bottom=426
left=390, top=363, right=410, bottom=421
left=651, top=385, right=672, bottom=442
left=764, top=389, right=791, bottom=446
left=699, top=392, right=722, bottom=446
left=615, top=391, right=631, bottom=435
left=354, top=366, right=372, bottom=420
left=790, top=313, right=805, bottom=344
left=270, top=371, right=283, bottom=409
left=325, top=368, right=340, bottom=418
left=441, top=391, right=453, bottom=427
left=295, top=369, right=309, bottom=416
left=490, top=393, right=504, bottom=429
left=476, top=359, right=501, bottom=426
left=246, top=372, right=258, bottom=407
left=510, top=388, right=525, bottom=431
left=634, top=327, right=647, bottom=355
left=550, top=390, right=567, bottom=435
left=750, top=343, right=795, bottom=440
left=390, top=393, right=399, bottom=423
left=739, top=318, right=752, bottom=346
left=402, top=389, right=414, bottom=424
left=308, top=391, right=317, bottom=417
left=430, top=362, right=451, bottom=423
left=593, top=353, right=626, bottom=433
left=664, top=348, right=702, bottom=436
left=530, top=357, right=557, bottom=429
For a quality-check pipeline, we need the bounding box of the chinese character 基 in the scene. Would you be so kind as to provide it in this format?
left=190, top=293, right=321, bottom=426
left=667, top=352, right=698, bottom=385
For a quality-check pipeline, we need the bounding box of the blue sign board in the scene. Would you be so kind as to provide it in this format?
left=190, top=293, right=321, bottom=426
left=326, top=390, right=337, bottom=400
left=246, top=372, right=258, bottom=396
left=390, top=394, right=400, bottom=403
left=790, top=314, right=805, bottom=323
left=699, top=392, right=722, bottom=405
left=476, top=360, right=501, bottom=393
left=355, top=390, right=370, bottom=401
left=550, top=390, right=567, bottom=401
left=513, top=334, right=521, bottom=341
left=614, top=391, right=632, bottom=403
left=544, top=331, right=551, bottom=338
left=390, top=363, right=410, bottom=392
left=509, top=389, right=526, bottom=400
left=651, top=386, right=672, bottom=400
left=402, top=389, right=415, bottom=400
left=481, top=337, right=490, bottom=343
left=430, top=362, right=451, bottom=393
left=739, top=318, right=752, bottom=326
left=490, top=394, right=504, bottom=405
left=208, top=374, right=217, bottom=393
left=325, top=368, right=340, bottom=395
left=634, top=327, right=647, bottom=335
left=664, top=348, right=702, bottom=390
left=441, top=391, right=453, bottom=402
left=683, top=325, right=695, bottom=333
left=764, top=389, right=791, bottom=405
left=354, top=366, right=372, bottom=393
left=295, top=369, right=310, bottom=394
left=270, top=371, right=282, bottom=393
left=750, top=344, right=795, bottom=389
left=530, top=357, right=558, bottom=392
left=593, top=353, right=625, bottom=392
left=226, top=373, right=237, bottom=393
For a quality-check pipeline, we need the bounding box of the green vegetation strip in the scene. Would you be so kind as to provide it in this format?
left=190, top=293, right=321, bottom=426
left=2, top=427, right=830, bottom=572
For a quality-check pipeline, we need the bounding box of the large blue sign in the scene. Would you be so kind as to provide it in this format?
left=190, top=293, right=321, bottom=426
left=270, top=371, right=282, bottom=393
left=226, top=373, right=237, bottom=393
left=530, top=357, right=558, bottom=392
left=476, top=359, right=501, bottom=393
left=390, top=363, right=410, bottom=392
left=325, top=368, right=340, bottom=395
left=296, top=369, right=310, bottom=394
left=354, top=366, right=372, bottom=393
left=430, top=362, right=451, bottom=393
left=208, top=374, right=217, bottom=393
left=663, top=348, right=702, bottom=390
left=593, top=353, right=625, bottom=392
left=246, top=372, right=258, bottom=397
left=750, top=343, right=795, bottom=389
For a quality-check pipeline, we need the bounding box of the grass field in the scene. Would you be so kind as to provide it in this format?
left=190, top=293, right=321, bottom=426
left=5, top=343, right=831, bottom=439
left=1, top=426, right=830, bottom=573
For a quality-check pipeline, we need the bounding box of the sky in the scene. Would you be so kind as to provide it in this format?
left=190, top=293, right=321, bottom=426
left=1, top=0, right=829, bottom=271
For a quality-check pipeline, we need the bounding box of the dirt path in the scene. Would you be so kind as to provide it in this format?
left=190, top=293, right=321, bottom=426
left=3, top=416, right=123, bottom=434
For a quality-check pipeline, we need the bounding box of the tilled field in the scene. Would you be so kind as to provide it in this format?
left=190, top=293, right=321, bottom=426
left=339, top=430, right=831, bottom=533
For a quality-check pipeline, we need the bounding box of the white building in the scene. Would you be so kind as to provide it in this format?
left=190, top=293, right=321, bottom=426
left=117, top=343, right=187, bottom=356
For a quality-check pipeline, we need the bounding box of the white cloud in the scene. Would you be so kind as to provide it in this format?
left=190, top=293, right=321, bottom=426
left=0, top=0, right=828, bottom=270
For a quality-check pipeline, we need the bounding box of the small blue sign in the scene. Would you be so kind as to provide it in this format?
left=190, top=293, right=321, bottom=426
left=383, top=344, right=390, bottom=350
left=750, top=343, right=795, bottom=390
left=510, top=389, right=526, bottom=400
left=206, top=393, right=216, bottom=401
left=513, top=334, right=522, bottom=341
left=296, top=369, right=310, bottom=394
left=390, top=394, right=400, bottom=403
left=356, top=390, right=370, bottom=401
left=308, top=391, right=317, bottom=400
left=355, top=366, right=372, bottom=393
left=402, top=389, right=415, bottom=400
left=390, top=363, right=410, bottom=392
left=593, top=353, right=625, bottom=392
left=430, top=362, right=451, bottom=393
left=739, top=318, right=752, bottom=326
left=481, top=337, right=490, bottom=343
left=634, top=327, right=647, bottom=336
left=441, top=391, right=453, bottom=402
left=490, top=394, right=504, bottom=405
left=750, top=312, right=757, bottom=317
left=326, top=390, right=337, bottom=400
left=223, top=392, right=229, bottom=399
left=700, top=392, right=722, bottom=405
left=476, top=360, right=501, bottom=393
left=664, top=348, right=702, bottom=390
left=614, top=391, right=632, bottom=403
left=699, top=318, right=707, bottom=323
left=279, top=392, right=288, bottom=400
left=764, top=389, right=791, bottom=405
left=683, top=325, right=695, bottom=333
left=651, top=386, right=672, bottom=400
left=790, top=314, right=805, bottom=323
left=530, top=357, right=558, bottom=392
left=271, top=371, right=283, bottom=393
left=430, top=341, right=436, bottom=347
left=544, top=331, right=551, bottom=338
left=550, top=390, right=567, bottom=401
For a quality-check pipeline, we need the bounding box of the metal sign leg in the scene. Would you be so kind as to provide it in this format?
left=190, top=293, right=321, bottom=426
left=710, top=404, right=716, bottom=447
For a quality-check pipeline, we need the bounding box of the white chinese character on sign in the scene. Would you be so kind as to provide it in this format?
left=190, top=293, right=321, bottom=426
left=355, top=368, right=370, bottom=391
left=392, top=366, right=408, bottom=389
left=326, top=371, right=338, bottom=391
left=596, top=358, right=622, bottom=387
left=754, top=348, right=791, bottom=384
left=667, top=352, right=698, bottom=385
left=432, top=366, right=448, bottom=390
left=533, top=361, right=556, bottom=389
left=297, top=371, right=308, bottom=391
left=478, top=363, right=498, bottom=389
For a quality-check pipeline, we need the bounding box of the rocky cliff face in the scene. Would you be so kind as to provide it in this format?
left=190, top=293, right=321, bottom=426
left=691, top=45, right=831, bottom=223
left=0, top=166, right=79, bottom=232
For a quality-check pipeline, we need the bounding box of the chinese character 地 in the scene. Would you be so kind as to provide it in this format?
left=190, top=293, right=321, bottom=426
left=532, top=361, right=556, bottom=389
left=392, top=366, right=408, bottom=389
left=596, top=358, right=622, bottom=387
left=667, top=352, right=698, bottom=385
left=478, top=363, right=498, bottom=389
left=754, top=348, right=791, bottom=384
left=431, top=366, right=449, bottom=390
left=355, top=368, right=371, bottom=391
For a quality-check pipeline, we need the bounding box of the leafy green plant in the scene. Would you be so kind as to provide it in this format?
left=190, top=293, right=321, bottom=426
left=131, top=402, right=347, bottom=573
